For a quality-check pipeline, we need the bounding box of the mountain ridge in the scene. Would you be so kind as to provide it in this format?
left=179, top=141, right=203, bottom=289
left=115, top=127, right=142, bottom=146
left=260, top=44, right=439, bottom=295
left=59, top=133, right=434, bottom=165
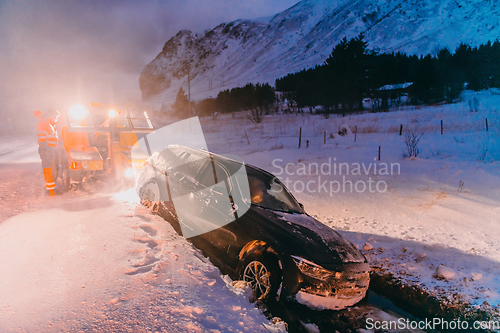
left=139, top=0, right=500, bottom=107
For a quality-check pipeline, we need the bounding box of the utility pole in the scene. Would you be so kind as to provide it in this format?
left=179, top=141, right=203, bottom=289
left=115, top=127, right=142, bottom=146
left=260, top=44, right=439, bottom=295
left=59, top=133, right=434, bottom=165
left=188, top=68, right=192, bottom=117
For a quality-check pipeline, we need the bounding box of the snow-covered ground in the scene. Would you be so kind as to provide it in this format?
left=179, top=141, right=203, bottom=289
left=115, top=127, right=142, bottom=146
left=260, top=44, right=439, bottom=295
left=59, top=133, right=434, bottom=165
left=0, top=156, right=285, bottom=331
left=1, top=89, right=499, bottom=331
left=200, top=90, right=500, bottom=316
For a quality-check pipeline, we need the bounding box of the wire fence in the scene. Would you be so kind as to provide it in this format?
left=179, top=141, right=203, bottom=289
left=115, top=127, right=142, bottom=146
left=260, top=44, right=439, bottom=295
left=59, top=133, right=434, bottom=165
left=200, top=110, right=499, bottom=161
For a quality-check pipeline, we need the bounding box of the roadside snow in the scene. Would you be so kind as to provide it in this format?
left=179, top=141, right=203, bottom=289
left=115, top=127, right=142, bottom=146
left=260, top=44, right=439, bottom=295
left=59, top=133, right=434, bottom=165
left=0, top=171, right=277, bottom=332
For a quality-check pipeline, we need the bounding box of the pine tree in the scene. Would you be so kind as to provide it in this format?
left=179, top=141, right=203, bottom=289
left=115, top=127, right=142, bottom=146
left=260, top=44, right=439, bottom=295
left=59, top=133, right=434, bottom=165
left=414, top=55, right=440, bottom=103
left=172, top=88, right=190, bottom=118
left=325, top=34, right=371, bottom=111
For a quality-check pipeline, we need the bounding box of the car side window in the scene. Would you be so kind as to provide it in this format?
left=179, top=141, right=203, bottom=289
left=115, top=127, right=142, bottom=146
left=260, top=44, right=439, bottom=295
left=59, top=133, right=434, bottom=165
left=247, top=173, right=302, bottom=213
left=154, top=148, right=181, bottom=172
left=196, top=159, right=231, bottom=193
left=175, top=152, right=209, bottom=179
left=248, top=175, right=273, bottom=206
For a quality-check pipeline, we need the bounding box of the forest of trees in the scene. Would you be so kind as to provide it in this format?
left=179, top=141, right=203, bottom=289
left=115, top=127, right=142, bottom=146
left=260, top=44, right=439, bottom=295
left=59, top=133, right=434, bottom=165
left=168, top=83, right=276, bottom=119
left=171, top=35, right=499, bottom=118
left=276, top=35, right=500, bottom=112
left=192, top=83, right=275, bottom=117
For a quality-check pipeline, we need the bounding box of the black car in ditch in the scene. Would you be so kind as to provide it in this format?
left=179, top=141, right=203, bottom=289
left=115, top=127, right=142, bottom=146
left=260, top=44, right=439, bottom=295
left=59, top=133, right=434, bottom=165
left=135, top=145, right=369, bottom=310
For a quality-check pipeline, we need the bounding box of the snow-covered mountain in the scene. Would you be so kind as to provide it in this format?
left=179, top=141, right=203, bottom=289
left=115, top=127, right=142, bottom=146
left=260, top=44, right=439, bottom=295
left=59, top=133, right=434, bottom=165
left=140, top=0, right=500, bottom=106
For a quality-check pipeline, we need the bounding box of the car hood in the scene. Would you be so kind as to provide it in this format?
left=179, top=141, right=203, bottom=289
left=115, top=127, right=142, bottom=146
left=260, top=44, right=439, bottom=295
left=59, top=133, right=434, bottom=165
left=251, top=207, right=366, bottom=265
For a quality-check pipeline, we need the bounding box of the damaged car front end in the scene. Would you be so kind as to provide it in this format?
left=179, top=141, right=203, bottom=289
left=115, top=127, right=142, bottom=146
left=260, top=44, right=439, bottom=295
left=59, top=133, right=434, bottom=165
left=292, top=256, right=370, bottom=310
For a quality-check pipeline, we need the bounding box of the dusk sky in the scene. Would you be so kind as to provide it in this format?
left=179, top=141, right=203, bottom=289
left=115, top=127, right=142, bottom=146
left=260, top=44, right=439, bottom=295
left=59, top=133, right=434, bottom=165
left=0, top=0, right=298, bottom=121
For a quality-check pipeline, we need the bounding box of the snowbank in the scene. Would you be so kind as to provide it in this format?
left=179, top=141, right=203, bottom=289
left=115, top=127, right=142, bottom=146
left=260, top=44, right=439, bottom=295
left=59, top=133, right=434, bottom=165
left=0, top=184, right=278, bottom=332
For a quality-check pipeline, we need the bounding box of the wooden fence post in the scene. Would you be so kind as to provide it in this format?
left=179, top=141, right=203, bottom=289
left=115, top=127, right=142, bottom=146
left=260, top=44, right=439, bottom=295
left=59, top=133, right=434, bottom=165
left=399, top=124, right=403, bottom=136
left=486, top=118, right=489, bottom=132
left=378, top=146, right=381, bottom=161
left=324, top=131, right=326, bottom=144
left=298, top=127, right=302, bottom=148
left=244, top=131, right=250, bottom=145
left=441, top=120, right=443, bottom=135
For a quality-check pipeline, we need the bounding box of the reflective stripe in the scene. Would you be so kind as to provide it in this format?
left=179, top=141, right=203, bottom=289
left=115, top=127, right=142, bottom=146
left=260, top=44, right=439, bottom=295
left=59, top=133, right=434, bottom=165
left=37, top=120, right=58, bottom=146
left=43, top=168, right=54, bottom=187
left=37, top=131, right=49, bottom=143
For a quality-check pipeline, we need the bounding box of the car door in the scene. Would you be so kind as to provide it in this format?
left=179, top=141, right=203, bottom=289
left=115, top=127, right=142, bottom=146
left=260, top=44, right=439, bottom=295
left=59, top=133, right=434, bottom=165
left=163, top=151, right=235, bottom=261
left=186, top=155, right=241, bottom=264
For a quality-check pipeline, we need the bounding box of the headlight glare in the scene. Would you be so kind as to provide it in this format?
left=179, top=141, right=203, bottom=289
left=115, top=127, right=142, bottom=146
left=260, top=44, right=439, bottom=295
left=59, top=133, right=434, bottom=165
left=124, top=168, right=134, bottom=178
left=291, top=255, right=333, bottom=281
left=69, top=104, right=89, bottom=120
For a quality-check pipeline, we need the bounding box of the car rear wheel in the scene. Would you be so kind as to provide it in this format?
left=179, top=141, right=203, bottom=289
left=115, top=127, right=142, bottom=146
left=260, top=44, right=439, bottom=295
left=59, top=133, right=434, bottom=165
left=241, top=254, right=281, bottom=302
left=140, top=181, right=160, bottom=210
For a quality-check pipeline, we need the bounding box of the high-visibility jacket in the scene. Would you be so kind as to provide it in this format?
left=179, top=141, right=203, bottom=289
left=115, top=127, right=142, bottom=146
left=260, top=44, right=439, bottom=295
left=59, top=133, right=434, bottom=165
left=37, top=119, right=58, bottom=147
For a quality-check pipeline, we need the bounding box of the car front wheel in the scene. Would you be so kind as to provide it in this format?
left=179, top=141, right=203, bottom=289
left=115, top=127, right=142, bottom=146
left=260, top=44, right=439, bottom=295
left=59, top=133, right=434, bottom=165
left=241, top=254, right=281, bottom=302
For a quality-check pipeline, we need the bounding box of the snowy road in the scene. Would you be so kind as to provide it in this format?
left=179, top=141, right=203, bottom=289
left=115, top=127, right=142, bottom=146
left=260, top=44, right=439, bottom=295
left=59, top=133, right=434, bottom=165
left=0, top=146, right=284, bottom=332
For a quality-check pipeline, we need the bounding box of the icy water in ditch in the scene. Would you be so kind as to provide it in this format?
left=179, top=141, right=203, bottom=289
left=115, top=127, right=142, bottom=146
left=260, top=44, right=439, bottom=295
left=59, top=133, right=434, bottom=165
left=265, top=290, right=423, bottom=333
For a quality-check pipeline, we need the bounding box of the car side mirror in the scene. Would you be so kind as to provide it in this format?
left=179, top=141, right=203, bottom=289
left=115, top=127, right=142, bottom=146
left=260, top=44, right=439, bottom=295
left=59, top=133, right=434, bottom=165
left=299, top=203, right=304, bottom=211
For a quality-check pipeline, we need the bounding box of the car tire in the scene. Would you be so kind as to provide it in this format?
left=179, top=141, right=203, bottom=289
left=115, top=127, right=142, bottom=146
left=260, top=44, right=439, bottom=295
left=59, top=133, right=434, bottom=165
left=140, top=180, right=160, bottom=211
left=61, top=166, right=70, bottom=191
left=240, top=254, right=282, bottom=302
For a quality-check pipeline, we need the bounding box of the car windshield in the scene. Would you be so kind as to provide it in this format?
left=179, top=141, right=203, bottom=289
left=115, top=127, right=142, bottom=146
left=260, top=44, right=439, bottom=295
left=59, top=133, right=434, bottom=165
left=247, top=171, right=302, bottom=214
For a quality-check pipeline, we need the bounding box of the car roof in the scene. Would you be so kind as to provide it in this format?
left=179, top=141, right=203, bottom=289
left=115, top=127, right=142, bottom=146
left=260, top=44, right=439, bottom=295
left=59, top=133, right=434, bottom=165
left=162, top=144, right=275, bottom=179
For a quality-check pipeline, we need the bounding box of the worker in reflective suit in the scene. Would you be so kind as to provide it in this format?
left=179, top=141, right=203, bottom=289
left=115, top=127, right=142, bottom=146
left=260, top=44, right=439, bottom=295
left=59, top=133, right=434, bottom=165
left=35, top=108, right=60, bottom=196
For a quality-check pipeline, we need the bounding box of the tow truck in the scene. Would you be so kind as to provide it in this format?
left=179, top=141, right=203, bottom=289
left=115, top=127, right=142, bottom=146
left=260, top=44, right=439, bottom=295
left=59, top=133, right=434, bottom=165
left=59, top=103, right=155, bottom=190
